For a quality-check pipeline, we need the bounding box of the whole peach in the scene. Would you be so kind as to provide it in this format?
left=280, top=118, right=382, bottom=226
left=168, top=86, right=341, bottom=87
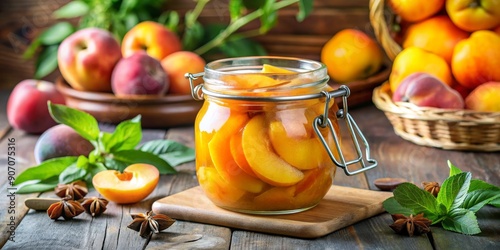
left=393, top=73, right=464, bottom=109
left=321, top=29, right=383, bottom=83
left=465, top=82, right=500, bottom=112
left=452, top=30, right=500, bottom=89
left=446, top=0, right=500, bottom=32
left=7, top=80, right=65, bottom=134
left=121, top=21, right=182, bottom=61
left=388, top=0, right=445, bottom=22
left=34, top=124, right=94, bottom=164
left=161, top=51, right=206, bottom=95
left=58, top=28, right=122, bottom=92
left=111, top=52, right=169, bottom=96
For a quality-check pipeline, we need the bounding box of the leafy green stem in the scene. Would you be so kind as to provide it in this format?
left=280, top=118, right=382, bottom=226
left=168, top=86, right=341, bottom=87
left=194, top=0, right=299, bottom=55
left=187, top=0, right=211, bottom=27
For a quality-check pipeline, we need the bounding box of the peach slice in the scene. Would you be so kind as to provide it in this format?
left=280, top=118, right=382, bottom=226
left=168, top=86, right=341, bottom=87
left=261, top=64, right=296, bottom=74
left=269, top=120, right=325, bottom=170
left=229, top=129, right=257, bottom=177
left=208, top=112, right=266, bottom=193
left=92, top=164, right=159, bottom=204
left=253, top=186, right=296, bottom=209
left=242, top=115, right=304, bottom=186
left=197, top=166, right=246, bottom=204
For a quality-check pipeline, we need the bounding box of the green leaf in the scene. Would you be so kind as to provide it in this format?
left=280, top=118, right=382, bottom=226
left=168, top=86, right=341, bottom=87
left=382, top=197, right=415, bottom=216
left=14, top=157, right=77, bottom=185
left=448, top=160, right=462, bottom=177
left=34, top=45, right=58, bottom=79
left=104, top=157, right=129, bottom=172
left=218, top=35, right=267, bottom=57
left=442, top=208, right=481, bottom=235
left=160, top=11, right=179, bottom=33
left=297, top=0, right=313, bottom=22
left=110, top=149, right=177, bottom=174
left=16, top=177, right=60, bottom=194
left=48, top=102, right=100, bottom=142
left=139, top=139, right=195, bottom=166
left=392, top=182, right=440, bottom=216
left=462, top=189, right=500, bottom=212
left=58, top=162, right=88, bottom=184
left=490, top=197, right=500, bottom=207
left=53, top=1, right=90, bottom=19
left=182, top=21, right=205, bottom=51
left=101, top=115, right=142, bottom=152
left=37, top=22, right=75, bottom=45
left=259, top=0, right=277, bottom=33
left=437, top=172, right=471, bottom=211
left=22, top=39, right=41, bottom=59
left=229, top=0, right=243, bottom=22
left=469, top=179, right=500, bottom=193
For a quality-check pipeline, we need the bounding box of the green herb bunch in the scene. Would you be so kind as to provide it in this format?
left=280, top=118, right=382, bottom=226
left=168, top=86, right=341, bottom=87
left=383, top=161, right=500, bottom=235
left=24, top=0, right=314, bottom=79
left=13, top=102, right=195, bottom=194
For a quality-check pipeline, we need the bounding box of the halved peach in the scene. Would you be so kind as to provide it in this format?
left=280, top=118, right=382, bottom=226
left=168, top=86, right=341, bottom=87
left=208, top=112, right=266, bottom=193
left=92, top=164, right=159, bottom=204
left=242, top=115, right=304, bottom=186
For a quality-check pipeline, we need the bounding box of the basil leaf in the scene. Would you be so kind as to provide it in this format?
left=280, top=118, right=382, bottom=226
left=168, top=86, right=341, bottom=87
left=101, top=115, right=142, bottom=152
left=382, top=197, right=415, bottom=216
left=442, top=208, right=481, bottom=235
left=461, top=189, right=500, bottom=212
left=111, top=149, right=177, bottom=174
left=37, top=22, right=75, bottom=45
left=297, top=0, right=313, bottom=22
left=104, top=157, right=129, bottom=172
left=139, top=139, right=195, bottom=166
left=393, top=182, right=439, bottom=216
left=14, top=156, right=78, bottom=185
left=448, top=160, right=462, bottom=177
left=48, top=102, right=100, bottom=142
left=53, top=1, right=90, bottom=19
left=58, top=156, right=89, bottom=184
left=16, top=176, right=60, bottom=194
left=34, top=45, right=58, bottom=79
left=437, top=172, right=471, bottom=211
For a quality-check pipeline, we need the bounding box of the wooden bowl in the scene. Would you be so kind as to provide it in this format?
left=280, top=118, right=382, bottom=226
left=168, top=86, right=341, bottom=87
left=56, top=78, right=203, bottom=128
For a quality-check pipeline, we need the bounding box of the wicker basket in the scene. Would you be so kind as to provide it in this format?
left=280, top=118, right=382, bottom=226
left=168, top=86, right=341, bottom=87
left=369, top=0, right=500, bottom=151
left=373, top=83, right=500, bottom=151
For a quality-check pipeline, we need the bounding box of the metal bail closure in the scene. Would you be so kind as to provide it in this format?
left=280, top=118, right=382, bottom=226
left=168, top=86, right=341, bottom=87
left=313, top=85, right=377, bottom=176
left=185, top=72, right=205, bottom=101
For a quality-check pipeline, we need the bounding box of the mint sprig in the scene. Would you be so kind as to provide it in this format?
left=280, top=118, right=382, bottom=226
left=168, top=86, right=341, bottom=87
left=383, top=161, right=500, bottom=235
left=14, top=102, right=195, bottom=193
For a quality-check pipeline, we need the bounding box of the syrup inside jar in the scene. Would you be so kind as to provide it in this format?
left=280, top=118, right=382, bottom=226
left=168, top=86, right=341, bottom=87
left=193, top=57, right=344, bottom=215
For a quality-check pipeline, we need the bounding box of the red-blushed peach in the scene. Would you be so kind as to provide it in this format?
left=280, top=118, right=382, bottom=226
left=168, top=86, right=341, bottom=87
left=121, top=21, right=182, bottom=61
left=161, top=51, right=206, bottom=95
left=465, top=82, right=500, bottom=112
left=111, top=52, right=169, bottom=97
left=34, top=124, right=94, bottom=164
left=92, top=164, right=160, bottom=204
left=452, top=30, right=500, bottom=89
left=58, top=28, right=122, bottom=92
left=446, top=0, right=500, bottom=32
left=393, top=73, right=464, bottom=109
left=7, top=80, right=65, bottom=134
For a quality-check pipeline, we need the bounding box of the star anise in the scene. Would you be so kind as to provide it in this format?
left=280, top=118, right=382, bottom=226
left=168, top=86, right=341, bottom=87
left=47, top=196, right=85, bottom=220
left=127, top=211, right=175, bottom=238
left=389, top=213, right=432, bottom=236
left=54, top=180, right=88, bottom=200
left=422, top=181, right=441, bottom=197
left=81, top=197, right=109, bottom=217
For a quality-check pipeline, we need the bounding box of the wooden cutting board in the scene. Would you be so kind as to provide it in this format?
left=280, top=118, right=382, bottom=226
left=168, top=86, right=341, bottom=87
left=152, top=185, right=392, bottom=239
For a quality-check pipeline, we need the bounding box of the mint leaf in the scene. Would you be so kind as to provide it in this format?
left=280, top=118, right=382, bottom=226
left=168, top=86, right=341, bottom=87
left=48, top=102, right=100, bottom=142
left=14, top=156, right=78, bottom=185
left=101, top=115, right=142, bottom=152
left=437, top=172, right=471, bottom=211
left=462, top=189, right=500, bottom=212
left=139, top=139, right=195, bottom=166
left=58, top=156, right=89, bottom=184
left=448, top=160, right=462, bottom=176
left=382, top=197, right=415, bottom=216
left=393, top=183, right=440, bottom=216
left=110, top=149, right=177, bottom=174
left=442, top=208, right=481, bottom=235
left=469, top=179, right=500, bottom=192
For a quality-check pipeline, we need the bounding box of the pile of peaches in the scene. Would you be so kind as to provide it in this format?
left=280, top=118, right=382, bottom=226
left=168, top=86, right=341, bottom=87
left=387, top=0, right=500, bottom=112
left=58, top=21, right=206, bottom=96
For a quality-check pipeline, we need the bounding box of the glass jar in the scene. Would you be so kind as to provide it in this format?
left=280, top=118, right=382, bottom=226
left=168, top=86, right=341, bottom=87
left=187, top=56, right=376, bottom=215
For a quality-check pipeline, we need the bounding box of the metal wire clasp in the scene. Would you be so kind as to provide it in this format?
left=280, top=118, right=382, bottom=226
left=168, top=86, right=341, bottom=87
left=313, top=85, right=377, bottom=176
left=185, top=72, right=205, bottom=101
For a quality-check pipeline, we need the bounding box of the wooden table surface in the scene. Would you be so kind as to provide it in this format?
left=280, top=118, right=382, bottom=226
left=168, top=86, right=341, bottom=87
left=0, top=89, right=499, bottom=249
